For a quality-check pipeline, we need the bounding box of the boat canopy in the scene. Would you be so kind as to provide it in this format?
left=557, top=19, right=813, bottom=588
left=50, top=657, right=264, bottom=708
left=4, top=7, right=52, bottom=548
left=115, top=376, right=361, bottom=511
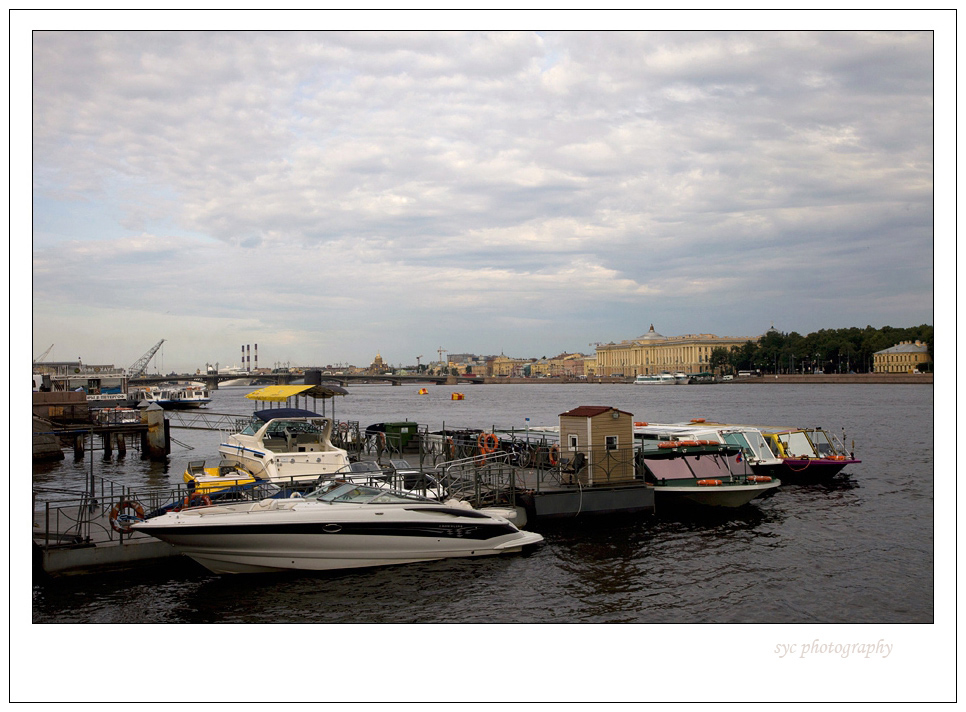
left=253, top=408, right=322, bottom=421
left=246, top=384, right=349, bottom=401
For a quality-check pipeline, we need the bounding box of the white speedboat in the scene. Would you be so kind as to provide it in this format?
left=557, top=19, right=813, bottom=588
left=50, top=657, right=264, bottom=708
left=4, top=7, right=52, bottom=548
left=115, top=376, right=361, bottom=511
left=133, top=481, right=544, bottom=574
left=634, top=373, right=676, bottom=385
left=219, top=409, right=351, bottom=485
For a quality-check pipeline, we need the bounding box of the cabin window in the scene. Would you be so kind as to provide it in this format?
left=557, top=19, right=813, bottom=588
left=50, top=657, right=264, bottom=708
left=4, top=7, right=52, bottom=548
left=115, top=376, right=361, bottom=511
left=605, top=435, right=618, bottom=450
left=568, top=434, right=578, bottom=450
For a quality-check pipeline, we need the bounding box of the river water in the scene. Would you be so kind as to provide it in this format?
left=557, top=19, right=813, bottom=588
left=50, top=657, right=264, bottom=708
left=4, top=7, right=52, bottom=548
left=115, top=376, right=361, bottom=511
left=24, top=382, right=947, bottom=702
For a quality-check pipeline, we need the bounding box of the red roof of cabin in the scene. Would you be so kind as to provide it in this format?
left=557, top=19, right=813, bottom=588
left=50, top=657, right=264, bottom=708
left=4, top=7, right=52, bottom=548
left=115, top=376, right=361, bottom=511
left=559, top=406, right=632, bottom=418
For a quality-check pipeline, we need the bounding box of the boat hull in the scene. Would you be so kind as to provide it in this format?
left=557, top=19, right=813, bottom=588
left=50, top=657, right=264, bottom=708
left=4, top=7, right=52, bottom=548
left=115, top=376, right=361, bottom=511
left=754, top=458, right=860, bottom=481
left=156, top=400, right=212, bottom=409
left=186, top=535, right=539, bottom=574
left=653, top=480, right=780, bottom=508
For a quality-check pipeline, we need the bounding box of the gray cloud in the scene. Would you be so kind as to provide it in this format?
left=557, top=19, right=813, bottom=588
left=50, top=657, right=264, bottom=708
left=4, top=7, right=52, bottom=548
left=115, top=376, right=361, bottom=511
left=28, top=26, right=938, bottom=370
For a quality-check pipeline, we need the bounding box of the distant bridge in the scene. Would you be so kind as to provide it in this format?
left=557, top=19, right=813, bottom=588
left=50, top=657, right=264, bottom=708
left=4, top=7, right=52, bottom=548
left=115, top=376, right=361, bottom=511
left=129, top=372, right=486, bottom=389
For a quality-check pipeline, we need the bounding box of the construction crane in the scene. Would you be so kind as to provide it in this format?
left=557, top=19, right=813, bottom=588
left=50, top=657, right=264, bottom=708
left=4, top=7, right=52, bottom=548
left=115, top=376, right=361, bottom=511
left=33, top=344, right=54, bottom=364
left=128, top=339, right=165, bottom=377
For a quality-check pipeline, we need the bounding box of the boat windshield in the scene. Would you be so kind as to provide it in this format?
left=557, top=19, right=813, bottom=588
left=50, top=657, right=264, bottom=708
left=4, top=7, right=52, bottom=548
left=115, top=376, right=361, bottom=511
left=776, top=431, right=817, bottom=458
left=306, top=481, right=431, bottom=504
left=807, top=429, right=838, bottom=457
left=239, top=418, right=326, bottom=437
left=722, top=430, right=776, bottom=460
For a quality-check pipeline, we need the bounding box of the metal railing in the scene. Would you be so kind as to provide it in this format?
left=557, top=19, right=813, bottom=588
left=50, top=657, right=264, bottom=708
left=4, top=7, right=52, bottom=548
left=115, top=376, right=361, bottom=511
left=32, top=474, right=283, bottom=551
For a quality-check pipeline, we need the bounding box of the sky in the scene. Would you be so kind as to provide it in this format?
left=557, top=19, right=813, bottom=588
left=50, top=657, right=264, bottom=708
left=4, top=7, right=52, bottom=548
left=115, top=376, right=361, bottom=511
left=22, top=14, right=949, bottom=374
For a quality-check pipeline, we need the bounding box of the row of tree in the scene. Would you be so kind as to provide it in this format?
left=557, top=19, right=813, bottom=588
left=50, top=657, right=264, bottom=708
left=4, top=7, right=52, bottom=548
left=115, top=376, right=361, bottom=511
left=709, top=324, right=933, bottom=375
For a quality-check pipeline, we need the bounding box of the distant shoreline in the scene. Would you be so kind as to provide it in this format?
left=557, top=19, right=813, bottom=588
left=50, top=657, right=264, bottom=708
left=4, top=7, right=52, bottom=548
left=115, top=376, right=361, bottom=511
left=476, top=373, right=933, bottom=385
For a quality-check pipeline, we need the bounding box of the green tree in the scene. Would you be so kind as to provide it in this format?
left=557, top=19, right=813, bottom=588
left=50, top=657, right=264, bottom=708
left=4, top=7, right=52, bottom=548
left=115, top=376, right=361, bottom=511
left=709, top=346, right=731, bottom=374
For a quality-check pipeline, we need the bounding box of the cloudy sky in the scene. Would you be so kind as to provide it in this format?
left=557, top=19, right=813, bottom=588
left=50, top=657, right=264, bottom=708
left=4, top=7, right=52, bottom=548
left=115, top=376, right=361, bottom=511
left=23, top=15, right=947, bottom=373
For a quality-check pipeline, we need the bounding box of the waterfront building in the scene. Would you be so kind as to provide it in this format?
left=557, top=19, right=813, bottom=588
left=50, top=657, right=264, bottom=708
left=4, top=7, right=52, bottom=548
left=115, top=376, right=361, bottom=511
left=873, top=341, right=931, bottom=373
left=594, top=325, right=758, bottom=377
left=535, top=352, right=589, bottom=378
left=485, top=354, right=529, bottom=378
left=32, top=360, right=130, bottom=406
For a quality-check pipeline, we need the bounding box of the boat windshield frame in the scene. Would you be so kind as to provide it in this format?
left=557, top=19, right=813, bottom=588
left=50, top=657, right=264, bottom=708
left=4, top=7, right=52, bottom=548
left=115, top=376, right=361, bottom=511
left=240, top=417, right=328, bottom=437
left=805, top=428, right=839, bottom=457
left=305, top=481, right=434, bottom=504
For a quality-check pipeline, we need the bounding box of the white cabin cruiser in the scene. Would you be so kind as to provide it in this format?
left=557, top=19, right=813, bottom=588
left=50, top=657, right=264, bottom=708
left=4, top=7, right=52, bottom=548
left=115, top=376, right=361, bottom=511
left=219, top=409, right=351, bottom=485
left=634, top=373, right=676, bottom=385
left=133, top=480, right=544, bottom=574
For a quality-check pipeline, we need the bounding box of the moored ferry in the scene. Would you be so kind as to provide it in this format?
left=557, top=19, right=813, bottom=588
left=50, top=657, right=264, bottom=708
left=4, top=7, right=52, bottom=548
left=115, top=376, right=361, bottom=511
left=634, top=372, right=676, bottom=385
left=129, top=383, right=212, bottom=409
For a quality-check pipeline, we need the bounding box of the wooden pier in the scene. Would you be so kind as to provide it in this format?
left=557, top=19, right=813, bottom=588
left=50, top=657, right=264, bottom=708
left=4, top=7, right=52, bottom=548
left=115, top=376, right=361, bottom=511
left=32, top=398, right=170, bottom=461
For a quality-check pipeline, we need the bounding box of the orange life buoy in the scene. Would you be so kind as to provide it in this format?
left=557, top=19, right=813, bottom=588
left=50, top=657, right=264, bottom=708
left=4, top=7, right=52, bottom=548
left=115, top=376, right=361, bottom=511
left=697, top=479, right=722, bottom=486
left=182, top=492, right=213, bottom=509
left=691, top=418, right=706, bottom=423
left=109, top=500, right=145, bottom=533
left=658, top=441, right=679, bottom=449
left=338, top=422, right=349, bottom=434
left=634, top=421, right=648, bottom=427
left=747, top=475, right=773, bottom=483
left=477, top=432, right=499, bottom=453
left=678, top=440, right=700, bottom=447
left=548, top=444, right=559, bottom=465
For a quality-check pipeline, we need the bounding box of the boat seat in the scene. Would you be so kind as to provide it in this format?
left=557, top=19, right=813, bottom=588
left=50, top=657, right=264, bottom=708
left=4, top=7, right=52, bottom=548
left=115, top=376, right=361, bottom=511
left=264, top=438, right=288, bottom=452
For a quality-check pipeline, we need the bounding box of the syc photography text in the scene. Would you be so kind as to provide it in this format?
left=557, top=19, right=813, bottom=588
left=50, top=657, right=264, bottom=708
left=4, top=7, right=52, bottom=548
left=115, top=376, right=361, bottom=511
left=774, top=639, right=893, bottom=659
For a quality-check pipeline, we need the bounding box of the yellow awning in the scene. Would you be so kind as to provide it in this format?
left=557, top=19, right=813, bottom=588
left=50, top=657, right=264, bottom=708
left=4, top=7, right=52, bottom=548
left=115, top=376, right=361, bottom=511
left=245, top=385, right=314, bottom=402
left=245, top=384, right=348, bottom=401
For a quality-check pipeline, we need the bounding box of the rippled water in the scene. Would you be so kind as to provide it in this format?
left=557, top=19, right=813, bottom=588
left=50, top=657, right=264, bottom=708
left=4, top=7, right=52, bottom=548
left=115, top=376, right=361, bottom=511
left=32, top=382, right=934, bottom=627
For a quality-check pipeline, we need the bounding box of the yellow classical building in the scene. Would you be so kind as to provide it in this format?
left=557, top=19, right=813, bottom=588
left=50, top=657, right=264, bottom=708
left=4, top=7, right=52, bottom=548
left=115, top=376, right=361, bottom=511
left=486, top=355, right=529, bottom=377
left=595, top=325, right=757, bottom=377
left=873, top=341, right=931, bottom=373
